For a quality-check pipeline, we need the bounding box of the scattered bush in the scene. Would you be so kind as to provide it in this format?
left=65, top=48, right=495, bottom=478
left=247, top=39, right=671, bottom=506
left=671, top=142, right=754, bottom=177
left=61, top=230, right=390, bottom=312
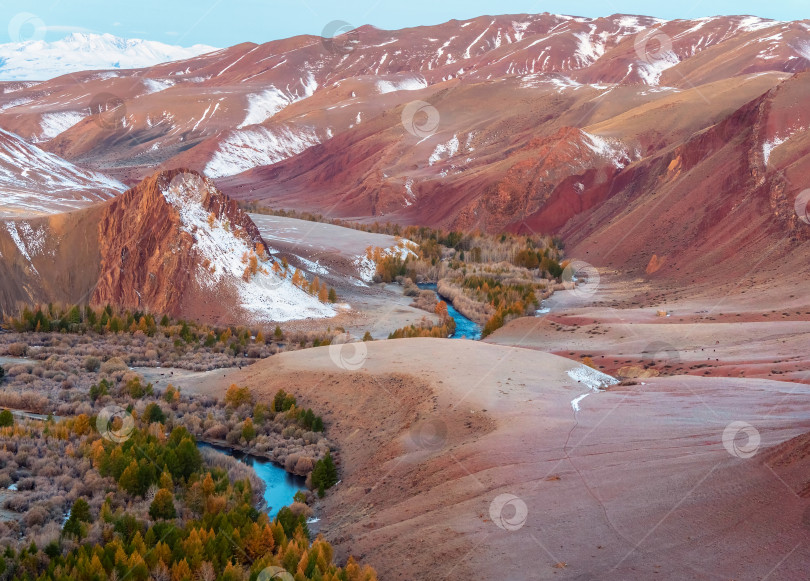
left=82, top=356, right=100, bottom=372
left=7, top=342, right=28, bottom=357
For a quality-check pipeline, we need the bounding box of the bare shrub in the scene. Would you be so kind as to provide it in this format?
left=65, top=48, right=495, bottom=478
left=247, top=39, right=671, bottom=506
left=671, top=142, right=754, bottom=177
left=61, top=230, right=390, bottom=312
left=83, top=356, right=101, bottom=372
left=411, top=290, right=438, bottom=313
left=288, top=501, right=313, bottom=518
left=402, top=278, right=420, bottom=297
left=293, top=456, right=314, bottom=476
left=100, top=357, right=128, bottom=375
left=23, top=504, right=49, bottom=527
left=7, top=343, right=28, bottom=357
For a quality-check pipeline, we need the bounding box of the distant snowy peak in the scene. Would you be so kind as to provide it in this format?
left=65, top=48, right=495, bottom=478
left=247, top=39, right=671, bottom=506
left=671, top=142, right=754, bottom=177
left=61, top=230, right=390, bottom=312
left=0, top=33, right=217, bottom=81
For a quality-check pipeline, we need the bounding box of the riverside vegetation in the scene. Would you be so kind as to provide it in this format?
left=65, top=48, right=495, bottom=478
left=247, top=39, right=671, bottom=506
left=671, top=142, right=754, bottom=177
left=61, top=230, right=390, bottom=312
left=371, top=230, right=566, bottom=338
left=0, top=322, right=368, bottom=580
left=2, top=304, right=361, bottom=372
left=248, top=207, right=567, bottom=339
left=0, top=415, right=375, bottom=580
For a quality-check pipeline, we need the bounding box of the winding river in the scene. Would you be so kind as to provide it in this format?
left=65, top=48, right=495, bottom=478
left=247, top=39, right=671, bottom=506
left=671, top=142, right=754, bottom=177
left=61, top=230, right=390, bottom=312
left=197, top=442, right=307, bottom=518
left=418, top=283, right=482, bottom=340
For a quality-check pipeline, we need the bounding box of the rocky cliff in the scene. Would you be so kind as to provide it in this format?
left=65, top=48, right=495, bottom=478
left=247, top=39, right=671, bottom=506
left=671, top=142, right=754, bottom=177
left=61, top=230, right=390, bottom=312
left=0, top=169, right=335, bottom=323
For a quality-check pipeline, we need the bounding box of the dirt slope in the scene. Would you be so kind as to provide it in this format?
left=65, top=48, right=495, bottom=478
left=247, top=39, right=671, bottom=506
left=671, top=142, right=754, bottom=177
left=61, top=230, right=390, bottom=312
left=183, top=338, right=810, bottom=580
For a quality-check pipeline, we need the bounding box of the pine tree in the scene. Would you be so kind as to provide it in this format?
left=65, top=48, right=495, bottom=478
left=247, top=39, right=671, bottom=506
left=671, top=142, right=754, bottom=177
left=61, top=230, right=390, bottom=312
left=149, top=489, right=177, bottom=520
left=241, top=417, right=256, bottom=442
left=311, top=451, right=338, bottom=495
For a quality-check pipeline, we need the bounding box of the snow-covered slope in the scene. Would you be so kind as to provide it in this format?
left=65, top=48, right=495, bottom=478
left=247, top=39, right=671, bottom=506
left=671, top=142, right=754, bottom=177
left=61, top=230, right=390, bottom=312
left=205, top=125, right=324, bottom=178
left=238, top=73, right=318, bottom=128
left=162, top=173, right=336, bottom=322
left=0, top=128, right=125, bottom=217
left=0, top=33, right=217, bottom=81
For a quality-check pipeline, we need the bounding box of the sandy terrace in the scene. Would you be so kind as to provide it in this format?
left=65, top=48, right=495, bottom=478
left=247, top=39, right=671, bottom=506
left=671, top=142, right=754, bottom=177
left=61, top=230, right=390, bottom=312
left=493, top=274, right=810, bottom=384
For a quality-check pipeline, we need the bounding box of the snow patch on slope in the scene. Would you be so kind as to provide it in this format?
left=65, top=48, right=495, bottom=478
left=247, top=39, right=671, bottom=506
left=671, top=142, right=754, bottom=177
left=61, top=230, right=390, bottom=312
left=0, top=96, right=34, bottom=111
left=142, top=79, right=176, bottom=94
left=238, top=73, right=318, bottom=128
left=429, top=135, right=460, bottom=166
left=5, top=222, right=36, bottom=271
left=580, top=131, right=634, bottom=169
left=763, top=124, right=806, bottom=165
left=568, top=365, right=619, bottom=412
left=205, top=125, right=322, bottom=178
left=375, top=75, right=428, bottom=94
left=763, top=137, right=788, bottom=165
left=737, top=16, right=783, bottom=33
left=37, top=111, right=86, bottom=141
left=162, top=176, right=335, bottom=322
left=0, top=128, right=125, bottom=217
left=568, top=366, right=619, bottom=391
left=636, top=52, right=680, bottom=86
left=573, top=28, right=607, bottom=66
left=296, top=256, right=329, bottom=276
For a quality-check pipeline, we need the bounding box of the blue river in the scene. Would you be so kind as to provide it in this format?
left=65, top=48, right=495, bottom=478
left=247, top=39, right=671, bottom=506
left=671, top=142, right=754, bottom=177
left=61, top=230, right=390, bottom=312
left=198, top=442, right=307, bottom=518
left=418, top=283, right=482, bottom=340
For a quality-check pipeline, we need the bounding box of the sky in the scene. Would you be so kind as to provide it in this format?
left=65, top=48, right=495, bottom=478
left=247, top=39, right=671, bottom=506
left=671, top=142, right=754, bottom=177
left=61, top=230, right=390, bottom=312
left=0, top=0, right=807, bottom=47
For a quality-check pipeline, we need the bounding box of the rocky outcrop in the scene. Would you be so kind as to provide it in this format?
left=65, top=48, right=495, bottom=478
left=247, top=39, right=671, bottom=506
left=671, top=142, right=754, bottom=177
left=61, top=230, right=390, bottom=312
left=0, top=169, right=334, bottom=323
left=92, top=169, right=263, bottom=318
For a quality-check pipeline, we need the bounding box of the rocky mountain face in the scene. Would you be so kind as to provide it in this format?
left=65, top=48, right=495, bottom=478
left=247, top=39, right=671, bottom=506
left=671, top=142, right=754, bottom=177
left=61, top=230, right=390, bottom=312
left=92, top=170, right=252, bottom=317
left=0, top=13, right=809, bottom=283
left=0, top=169, right=334, bottom=322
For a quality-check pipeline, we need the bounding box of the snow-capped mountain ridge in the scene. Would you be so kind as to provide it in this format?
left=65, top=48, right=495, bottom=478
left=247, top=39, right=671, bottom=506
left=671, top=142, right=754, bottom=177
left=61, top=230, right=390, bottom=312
left=0, top=33, right=217, bottom=81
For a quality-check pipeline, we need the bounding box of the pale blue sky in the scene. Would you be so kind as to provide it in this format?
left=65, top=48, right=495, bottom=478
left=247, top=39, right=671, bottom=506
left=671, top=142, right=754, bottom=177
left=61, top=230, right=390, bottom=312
left=1, top=0, right=807, bottom=47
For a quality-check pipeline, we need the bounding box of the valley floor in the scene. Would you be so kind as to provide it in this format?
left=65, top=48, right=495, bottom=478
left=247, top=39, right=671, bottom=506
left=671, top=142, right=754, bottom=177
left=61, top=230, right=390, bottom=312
left=249, top=214, right=438, bottom=337
left=488, top=274, right=810, bottom=385
left=179, top=273, right=810, bottom=580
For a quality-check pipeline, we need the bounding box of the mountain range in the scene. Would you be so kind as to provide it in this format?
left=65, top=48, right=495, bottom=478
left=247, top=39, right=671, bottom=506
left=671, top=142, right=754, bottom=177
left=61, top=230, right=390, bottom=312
left=0, top=13, right=808, bottom=292
left=1, top=14, right=810, bottom=579
left=0, top=33, right=217, bottom=81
